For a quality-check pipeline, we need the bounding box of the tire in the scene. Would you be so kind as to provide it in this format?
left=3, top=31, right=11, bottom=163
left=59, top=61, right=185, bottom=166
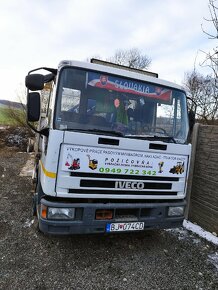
left=33, top=180, right=44, bottom=234
left=32, top=194, right=37, bottom=216
left=33, top=179, right=44, bottom=216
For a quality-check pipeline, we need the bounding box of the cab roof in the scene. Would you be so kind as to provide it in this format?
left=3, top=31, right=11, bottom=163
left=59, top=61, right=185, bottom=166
left=58, top=60, right=184, bottom=91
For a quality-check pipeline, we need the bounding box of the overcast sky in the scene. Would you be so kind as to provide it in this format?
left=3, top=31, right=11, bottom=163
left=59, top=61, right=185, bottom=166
left=0, top=0, right=215, bottom=102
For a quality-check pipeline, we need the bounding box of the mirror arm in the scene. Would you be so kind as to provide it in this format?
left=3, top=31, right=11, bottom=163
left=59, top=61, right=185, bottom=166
left=27, top=121, right=49, bottom=137
left=40, top=128, right=49, bottom=137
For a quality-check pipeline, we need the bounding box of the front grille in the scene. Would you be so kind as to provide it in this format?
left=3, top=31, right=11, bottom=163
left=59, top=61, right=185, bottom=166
left=59, top=171, right=182, bottom=198
left=80, top=179, right=172, bottom=190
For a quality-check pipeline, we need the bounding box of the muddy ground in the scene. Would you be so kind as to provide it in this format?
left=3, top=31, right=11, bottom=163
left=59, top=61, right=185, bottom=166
left=0, top=135, right=217, bottom=290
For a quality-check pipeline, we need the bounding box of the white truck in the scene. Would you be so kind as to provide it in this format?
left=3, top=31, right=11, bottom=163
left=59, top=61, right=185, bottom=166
left=25, top=59, right=192, bottom=235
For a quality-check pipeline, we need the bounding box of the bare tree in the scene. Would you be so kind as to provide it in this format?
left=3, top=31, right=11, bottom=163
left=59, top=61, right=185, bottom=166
left=184, top=0, right=218, bottom=124
left=107, top=48, right=151, bottom=70
left=201, top=0, right=218, bottom=79
left=201, top=0, right=218, bottom=39
left=184, top=70, right=218, bottom=124
left=88, top=48, right=152, bottom=70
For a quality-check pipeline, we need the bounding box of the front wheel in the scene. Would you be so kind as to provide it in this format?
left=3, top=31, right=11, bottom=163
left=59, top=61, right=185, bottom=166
left=32, top=194, right=37, bottom=216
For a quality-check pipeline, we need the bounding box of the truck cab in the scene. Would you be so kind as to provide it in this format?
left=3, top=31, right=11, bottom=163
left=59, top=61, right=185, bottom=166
left=25, top=60, right=191, bottom=235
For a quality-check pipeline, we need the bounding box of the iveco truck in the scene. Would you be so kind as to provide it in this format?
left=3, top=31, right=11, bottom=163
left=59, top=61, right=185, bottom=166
left=25, top=59, right=191, bottom=235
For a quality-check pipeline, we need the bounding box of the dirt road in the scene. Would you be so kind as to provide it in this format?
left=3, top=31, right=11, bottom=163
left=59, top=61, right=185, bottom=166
left=0, top=144, right=217, bottom=290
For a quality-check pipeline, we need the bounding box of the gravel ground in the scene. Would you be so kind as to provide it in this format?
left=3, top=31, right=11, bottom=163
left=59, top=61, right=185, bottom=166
left=0, top=141, right=217, bottom=290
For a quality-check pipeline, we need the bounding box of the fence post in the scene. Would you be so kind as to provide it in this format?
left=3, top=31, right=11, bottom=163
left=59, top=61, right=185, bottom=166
left=185, top=123, right=200, bottom=219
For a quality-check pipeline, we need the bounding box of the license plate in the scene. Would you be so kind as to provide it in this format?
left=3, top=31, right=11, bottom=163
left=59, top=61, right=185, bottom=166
left=106, top=222, right=144, bottom=232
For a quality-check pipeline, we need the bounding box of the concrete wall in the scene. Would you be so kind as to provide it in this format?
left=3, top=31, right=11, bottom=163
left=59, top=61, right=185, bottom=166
left=188, top=125, right=218, bottom=234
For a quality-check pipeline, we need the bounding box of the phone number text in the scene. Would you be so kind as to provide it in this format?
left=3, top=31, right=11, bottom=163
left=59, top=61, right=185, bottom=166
left=99, top=167, right=157, bottom=176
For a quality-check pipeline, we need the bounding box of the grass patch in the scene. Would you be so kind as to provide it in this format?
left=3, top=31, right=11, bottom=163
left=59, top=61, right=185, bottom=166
left=0, top=107, right=25, bottom=126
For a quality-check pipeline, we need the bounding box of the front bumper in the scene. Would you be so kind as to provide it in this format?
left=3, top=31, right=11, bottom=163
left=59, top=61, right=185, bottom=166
left=38, top=198, right=186, bottom=235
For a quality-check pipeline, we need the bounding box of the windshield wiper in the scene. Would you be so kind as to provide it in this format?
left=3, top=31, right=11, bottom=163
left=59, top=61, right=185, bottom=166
left=160, top=136, right=177, bottom=143
left=125, top=134, right=177, bottom=143
left=87, top=129, right=125, bottom=137
left=63, top=128, right=124, bottom=137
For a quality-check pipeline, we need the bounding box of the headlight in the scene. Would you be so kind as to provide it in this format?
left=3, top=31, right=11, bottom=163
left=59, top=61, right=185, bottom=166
left=168, top=206, right=184, bottom=216
left=47, top=207, right=75, bottom=220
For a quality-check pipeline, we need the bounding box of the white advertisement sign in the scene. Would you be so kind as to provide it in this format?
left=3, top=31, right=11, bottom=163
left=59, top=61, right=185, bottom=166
left=61, top=145, right=188, bottom=177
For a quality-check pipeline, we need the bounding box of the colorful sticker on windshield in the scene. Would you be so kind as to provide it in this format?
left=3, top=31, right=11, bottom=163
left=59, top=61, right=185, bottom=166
left=87, top=72, right=172, bottom=103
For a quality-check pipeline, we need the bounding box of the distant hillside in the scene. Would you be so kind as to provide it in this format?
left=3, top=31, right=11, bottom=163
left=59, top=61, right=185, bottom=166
left=0, top=100, right=24, bottom=110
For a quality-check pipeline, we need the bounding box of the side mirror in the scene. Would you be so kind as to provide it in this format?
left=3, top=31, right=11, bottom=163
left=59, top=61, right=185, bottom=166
left=25, top=74, right=44, bottom=91
left=188, top=109, right=195, bottom=132
left=27, top=92, right=40, bottom=122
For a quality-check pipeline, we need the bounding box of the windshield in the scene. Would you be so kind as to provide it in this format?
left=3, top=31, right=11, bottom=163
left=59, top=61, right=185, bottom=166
left=55, top=67, right=189, bottom=143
